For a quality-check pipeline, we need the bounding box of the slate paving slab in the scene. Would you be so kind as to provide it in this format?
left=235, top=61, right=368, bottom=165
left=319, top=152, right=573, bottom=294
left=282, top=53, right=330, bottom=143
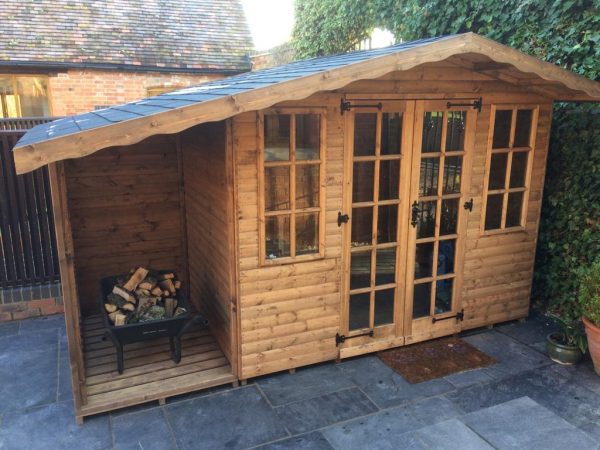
left=338, top=355, right=455, bottom=408
left=443, top=368, right=494, bottom=388
left=0, top=321, right=19, bottom=339
left=0, top=401, right=111, bottom=450
left=462, top=331, right=549, bottom=379
left=19, top=314, right=65, bottom=335
left=254, top=431, right=334, bottom=450
left=58, top=355, right=73, bottom=402
left=274, top=387, right=378, bottom=435
left=112, top=407, right=176, bottom=450
left=257, top=364, right=355, bottom=406
left=463, top=396, right=598, bottom=450
left=412, top=418, right=493, bottom=450
left=549, top=362, right=600, bottom=396
left=496, top=315, right=557, bottom=346
left=165, top=385, right=288, bottom=450
left=446, top=365, right=600, bottom=430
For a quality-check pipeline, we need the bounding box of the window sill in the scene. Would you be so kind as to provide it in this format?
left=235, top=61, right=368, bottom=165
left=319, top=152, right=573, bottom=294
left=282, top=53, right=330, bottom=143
left=480, top=226, right=527, bottom=237
left=261, top=252, right=325, bottom=266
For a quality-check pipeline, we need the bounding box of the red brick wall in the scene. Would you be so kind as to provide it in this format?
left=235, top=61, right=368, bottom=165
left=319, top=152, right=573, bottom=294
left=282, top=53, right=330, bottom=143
left=0, top=297, right=63, bottom=322
left=48, top=69, right=225, bottom=116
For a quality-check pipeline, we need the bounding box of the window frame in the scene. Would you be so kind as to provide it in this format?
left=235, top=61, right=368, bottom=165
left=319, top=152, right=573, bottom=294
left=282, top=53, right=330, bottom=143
left=258, top=108, right=326, bottom=266
left=0, top=74, right=52, bottom=118
left=481, top=104, right=539, bottom=235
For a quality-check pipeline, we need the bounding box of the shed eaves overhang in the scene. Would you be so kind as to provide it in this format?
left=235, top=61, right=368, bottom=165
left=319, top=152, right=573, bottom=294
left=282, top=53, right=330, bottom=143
left=13, top=33, right=600, bottom=174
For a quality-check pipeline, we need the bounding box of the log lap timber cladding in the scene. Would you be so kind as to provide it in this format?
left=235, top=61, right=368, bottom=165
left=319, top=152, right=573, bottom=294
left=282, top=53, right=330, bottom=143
left=12, top=32, right=600, bottom=175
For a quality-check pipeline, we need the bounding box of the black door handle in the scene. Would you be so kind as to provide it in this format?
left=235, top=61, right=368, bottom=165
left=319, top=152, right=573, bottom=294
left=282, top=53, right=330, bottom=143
left=338, top=212, right=350, bottom=227
left=411, top=201, right=420, bottom=228
left=464, top=198, right=473, bottom=212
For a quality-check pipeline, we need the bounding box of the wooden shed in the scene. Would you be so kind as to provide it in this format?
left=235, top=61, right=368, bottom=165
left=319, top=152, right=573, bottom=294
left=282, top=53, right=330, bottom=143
left=13, top=33, right=600, bottom=422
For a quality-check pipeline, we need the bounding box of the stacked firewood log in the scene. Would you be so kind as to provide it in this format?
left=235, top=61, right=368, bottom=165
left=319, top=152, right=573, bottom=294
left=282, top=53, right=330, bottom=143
left=104, top=267, right=186, bottom=326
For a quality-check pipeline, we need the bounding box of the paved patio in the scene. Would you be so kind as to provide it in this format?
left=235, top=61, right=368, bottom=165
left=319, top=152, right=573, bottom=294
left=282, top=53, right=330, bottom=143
left=0, top=314, right=599, bottom=450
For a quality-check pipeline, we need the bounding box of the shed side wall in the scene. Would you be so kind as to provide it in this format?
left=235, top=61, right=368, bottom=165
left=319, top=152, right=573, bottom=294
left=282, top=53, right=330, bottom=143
left=181, top=122, right=235, bottom=368
left=65, top=134, right=184, bottom=314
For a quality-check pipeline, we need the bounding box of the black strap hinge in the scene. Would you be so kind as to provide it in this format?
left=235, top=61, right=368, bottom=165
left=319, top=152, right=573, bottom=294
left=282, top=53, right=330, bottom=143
left=432, top=309, right=465, bottom=324
left=340, top=98, right=382, bottom=115
left=447, top=97, right=482, bottom=112
left=336, top=330, right=374, bottom=346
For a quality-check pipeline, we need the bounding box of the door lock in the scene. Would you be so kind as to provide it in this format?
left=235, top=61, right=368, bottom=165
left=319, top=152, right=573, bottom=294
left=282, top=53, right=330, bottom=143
left=411, top=201, right=420, bottom=228
left=338, top=212, right=350, bottom=227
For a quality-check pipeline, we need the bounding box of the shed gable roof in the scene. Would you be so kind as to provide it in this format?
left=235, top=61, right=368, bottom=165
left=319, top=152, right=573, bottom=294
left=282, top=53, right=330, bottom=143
left=0, top=0, right=252, bottom=73
left=13, top=33, right=600, bottom=174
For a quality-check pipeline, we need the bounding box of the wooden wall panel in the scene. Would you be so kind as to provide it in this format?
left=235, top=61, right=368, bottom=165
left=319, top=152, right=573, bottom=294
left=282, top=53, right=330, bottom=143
left=65, top=135, right=184, bottom=314
left=234, top=108, right=343, bottom=380
left=460, top=103, right=553, bottom=329
left=181, top=122, right=236, bottom=370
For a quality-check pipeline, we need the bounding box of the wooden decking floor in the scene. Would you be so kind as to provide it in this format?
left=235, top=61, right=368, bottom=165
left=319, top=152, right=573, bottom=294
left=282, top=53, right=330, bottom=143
left=79, top=315, right=236, bottom=419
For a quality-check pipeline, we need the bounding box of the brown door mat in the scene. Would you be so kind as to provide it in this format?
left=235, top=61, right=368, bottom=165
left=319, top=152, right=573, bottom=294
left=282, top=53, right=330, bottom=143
left=377, top=337, right=497, bottom=384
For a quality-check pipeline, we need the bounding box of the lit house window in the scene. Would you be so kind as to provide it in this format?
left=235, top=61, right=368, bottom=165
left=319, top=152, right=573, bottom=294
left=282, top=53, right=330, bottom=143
left=482, top=105, right=539, bottom=232
left=261, top=112, right=325, bottom=263
left=0, top=75, right=50, bottom=118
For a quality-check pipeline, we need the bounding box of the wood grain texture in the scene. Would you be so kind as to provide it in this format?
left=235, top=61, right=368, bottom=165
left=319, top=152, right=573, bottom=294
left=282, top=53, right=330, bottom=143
left=181, top=121, right=237, bottom=372
left=64, top=135, right=185, bottom=314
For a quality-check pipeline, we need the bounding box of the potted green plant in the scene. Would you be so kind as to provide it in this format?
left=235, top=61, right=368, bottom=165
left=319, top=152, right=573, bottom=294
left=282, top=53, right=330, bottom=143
left=580, top=260, right=600, bottom=375
left=546, top=311, right=586, bottom=365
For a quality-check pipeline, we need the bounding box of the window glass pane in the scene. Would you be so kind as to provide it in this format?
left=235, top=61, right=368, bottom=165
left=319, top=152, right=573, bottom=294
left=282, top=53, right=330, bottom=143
left=296, top=212, right=319, bottom=255
left=296, top=114, right=320, bottom=160
left=445, top=111, right=466, bottom=151
left=296, top=164, right=319, bottom=208
left=350, top=251, right=371, bottom=290
left=381, top=112, right=402, bottom=155
left=377, top=204, right=397, bottom=244
left=489, top=153, right=507, bottom=190
left=0, top=78, right=18, bottom=118
left=354, top=113, right=377, bottom=156
left=509, top=151, right=528, bottom=188
left=351, top=207, right=373, bottom=247
left=375, top=247, right=396, bottom=285
left=437, top=239, right=456, bottom=275
left=422, top=112, right=443, bottom=153
left=264, top=166, right=290, bottom=211
left=440, top=199, right=458, bottom=235
left=379, top=159, right=400, bottom=200
left=514, top=109, right=533, bottom=148
left=416, top=201, right=436, bottom=239
left=435, top=279, right=453, bottom=314
left=415, top=242, right=434, bottom=279
left=375, top=289, right=395, bottom=326
left=16, top=77, right=49, bottom=117
left=265, top=215, right=290, bottom=259
left=352, top=161, right=375, bottom=203
left=442, top=156, right=462, bottom=194
left=412, top=282, right=431, bottom=318
left=485, top=194, right=503, bottom=230
left=492, top=110, right=512, bottom=148
left=349, top=293, right=370, bottom=330
left=264, top=114, right=290, bottom=161
left=506, top=192, right=524, bottom=228
left=419, top=157, right=439, bottom=197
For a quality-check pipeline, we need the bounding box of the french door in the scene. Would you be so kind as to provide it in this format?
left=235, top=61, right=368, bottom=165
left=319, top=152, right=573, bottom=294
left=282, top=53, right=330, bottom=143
left=341, top=99, right=475, bottom=353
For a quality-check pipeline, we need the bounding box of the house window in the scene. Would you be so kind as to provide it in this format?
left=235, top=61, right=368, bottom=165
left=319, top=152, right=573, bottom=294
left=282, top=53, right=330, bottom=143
left=483, top=105, right=538, bottom=232
left=261, top=112, right=324, bottom=263
left=0, top=75, right=50, bottom=118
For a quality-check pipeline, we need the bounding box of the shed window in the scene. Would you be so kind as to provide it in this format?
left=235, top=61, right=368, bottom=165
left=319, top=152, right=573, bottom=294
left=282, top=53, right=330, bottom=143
left=483, top=106, right=538, bottom=232
left=261, top=112, right=324, bottom=263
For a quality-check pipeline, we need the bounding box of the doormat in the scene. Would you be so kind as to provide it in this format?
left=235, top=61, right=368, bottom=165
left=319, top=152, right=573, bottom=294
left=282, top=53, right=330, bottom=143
left=377, top=337, right=497, bottom=384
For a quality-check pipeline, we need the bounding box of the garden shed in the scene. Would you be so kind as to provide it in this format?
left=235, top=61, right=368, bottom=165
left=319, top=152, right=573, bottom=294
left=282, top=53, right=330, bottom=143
left=12, top=33, right=600, bottom=422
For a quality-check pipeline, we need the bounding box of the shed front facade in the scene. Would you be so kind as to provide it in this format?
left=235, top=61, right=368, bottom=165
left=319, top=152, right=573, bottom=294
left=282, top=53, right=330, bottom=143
left=13, top=33, right=600, bottom=422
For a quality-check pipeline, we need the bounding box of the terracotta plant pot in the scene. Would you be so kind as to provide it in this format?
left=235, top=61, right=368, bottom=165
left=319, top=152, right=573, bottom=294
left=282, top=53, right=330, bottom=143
left=583, top=316, right=600, bottom=375
left=546, top=333, right=583, bottom=365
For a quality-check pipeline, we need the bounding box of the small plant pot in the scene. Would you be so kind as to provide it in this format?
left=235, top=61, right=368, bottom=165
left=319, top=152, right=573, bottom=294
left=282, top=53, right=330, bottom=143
left=583, top=316, right=600, bottom=375
left=546, top=333, right=583, bottom=365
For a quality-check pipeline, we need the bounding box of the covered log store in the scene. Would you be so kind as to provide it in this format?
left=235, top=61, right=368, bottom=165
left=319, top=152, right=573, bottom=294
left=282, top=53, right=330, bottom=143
left=12, top=33, right=600, bottom=422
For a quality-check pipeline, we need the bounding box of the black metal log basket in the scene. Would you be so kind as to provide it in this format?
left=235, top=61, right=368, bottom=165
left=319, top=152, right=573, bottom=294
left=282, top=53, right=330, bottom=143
left=99, top=271, right=205, bottom=374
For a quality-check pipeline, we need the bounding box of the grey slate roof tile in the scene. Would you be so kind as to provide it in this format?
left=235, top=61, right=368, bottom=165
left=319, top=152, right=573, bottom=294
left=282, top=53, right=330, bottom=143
left=15, top=36, right=452, bottom=147
left=0, top=0, right=252, bottom=72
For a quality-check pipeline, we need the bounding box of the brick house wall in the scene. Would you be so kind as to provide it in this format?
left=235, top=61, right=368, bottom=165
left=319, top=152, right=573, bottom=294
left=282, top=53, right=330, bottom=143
left=48, top=69, right=224, bottom=116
